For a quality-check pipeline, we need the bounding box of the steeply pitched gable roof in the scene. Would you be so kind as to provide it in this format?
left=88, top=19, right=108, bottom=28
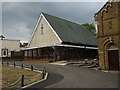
left=42, top=12, right=98, bottom=47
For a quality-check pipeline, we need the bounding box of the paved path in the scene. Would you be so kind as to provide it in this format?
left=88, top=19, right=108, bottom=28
left=11, top=62, right=119, bottom=89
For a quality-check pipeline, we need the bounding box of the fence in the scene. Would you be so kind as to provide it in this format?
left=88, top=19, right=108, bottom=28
left=2, top=62, right=46, bottom=88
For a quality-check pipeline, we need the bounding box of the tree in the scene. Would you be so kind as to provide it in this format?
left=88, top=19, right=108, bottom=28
left=81, top=23, right=96, bottom=37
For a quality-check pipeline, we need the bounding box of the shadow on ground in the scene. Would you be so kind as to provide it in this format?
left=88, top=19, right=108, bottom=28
left=22, top=72, right=64, bottom=89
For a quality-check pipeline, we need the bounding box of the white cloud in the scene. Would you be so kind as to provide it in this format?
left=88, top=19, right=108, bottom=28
left=3, top=22, right=31, bottom=40
left=2, top=2, right=105, bottom=41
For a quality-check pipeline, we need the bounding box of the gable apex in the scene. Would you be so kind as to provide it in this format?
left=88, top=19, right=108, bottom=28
left=28, top=12, right=62, bottom=47
left=41, top=13, right=63, bottom=43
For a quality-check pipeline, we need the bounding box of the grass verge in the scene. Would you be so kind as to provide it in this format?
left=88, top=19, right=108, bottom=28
left=2, top=65, right=42, bottom=88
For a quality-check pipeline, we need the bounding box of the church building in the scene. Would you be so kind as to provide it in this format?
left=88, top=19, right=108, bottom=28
left=95, top=1, right=120, bottom=70
left=23, top=12, right=98, bottom=61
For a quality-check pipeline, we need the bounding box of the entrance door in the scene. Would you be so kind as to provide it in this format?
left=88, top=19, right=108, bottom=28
left=108, top=49, right=119, bottom=70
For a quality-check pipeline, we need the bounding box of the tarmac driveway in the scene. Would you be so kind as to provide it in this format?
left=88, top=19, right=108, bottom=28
left=13, top=62, right=119, bottom=89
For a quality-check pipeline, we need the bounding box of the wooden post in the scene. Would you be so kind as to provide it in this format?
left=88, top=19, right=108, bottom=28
left=21, top=75, right=24, bottom=87
left=32, top=49, right=33, bottom=59
left=36, top=48, right=38, bottom=59
left=31, top=65, right=33, bottom=71
left=42, top=67, right=46, bottom=79
left=14, top=62, right=15, bottom=67
left=21, top=64, right=23, bottom=68
left=42, top=71, right=44, bottom=79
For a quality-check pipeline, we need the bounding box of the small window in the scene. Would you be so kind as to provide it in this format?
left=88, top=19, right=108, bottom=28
left=41, top=24, right=44, bottom=35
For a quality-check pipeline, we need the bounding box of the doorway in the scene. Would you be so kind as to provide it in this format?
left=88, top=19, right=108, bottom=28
left=107, top=43, right=119, bottom=70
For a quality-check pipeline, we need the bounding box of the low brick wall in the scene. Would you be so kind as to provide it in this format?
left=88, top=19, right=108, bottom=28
left=2, top=57, right=23, bottom=61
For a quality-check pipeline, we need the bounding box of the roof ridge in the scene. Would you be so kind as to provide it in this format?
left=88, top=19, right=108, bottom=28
left=41, top=12, right=83, bottom=27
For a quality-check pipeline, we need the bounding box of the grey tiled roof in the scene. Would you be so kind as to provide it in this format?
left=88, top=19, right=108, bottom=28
left=42, top=12, right=98, bottom=47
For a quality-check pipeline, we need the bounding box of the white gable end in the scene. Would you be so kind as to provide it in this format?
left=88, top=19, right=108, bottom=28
left=28, top=14, right=62, bottom=48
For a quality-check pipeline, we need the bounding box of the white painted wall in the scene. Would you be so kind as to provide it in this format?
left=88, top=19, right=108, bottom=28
left=0, top=39, right=20, bottom=57
left=0, top=40, right=2, bottom=57
left=29, top=16, right=61, bottom=48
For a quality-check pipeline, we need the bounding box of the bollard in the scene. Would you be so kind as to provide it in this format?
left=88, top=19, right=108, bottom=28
left=31, top=65, right=33, bottom=71
left=14, top=62, right=15, bottom=67
left=21, top=64, right=24, bottom=68
left=42, top=67, right=46, bottom=79
left=42, top=71, right=45, bottom=79
left=21, top=75, right=24, bottom=87
left=2, top=62, right=3, bottom=65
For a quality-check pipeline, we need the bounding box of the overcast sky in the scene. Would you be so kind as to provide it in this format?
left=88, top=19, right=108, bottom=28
left=2, top=1, right=107, bottom=41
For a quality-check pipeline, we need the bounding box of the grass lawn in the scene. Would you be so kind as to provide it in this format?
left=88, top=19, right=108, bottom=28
left=2, top=65, right=43, bottom=88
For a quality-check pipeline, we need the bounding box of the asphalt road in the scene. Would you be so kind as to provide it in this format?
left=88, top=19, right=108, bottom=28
left=10, top=62, right=119, bottom=89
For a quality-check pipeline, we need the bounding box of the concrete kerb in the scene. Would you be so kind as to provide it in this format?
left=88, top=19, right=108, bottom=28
left=21, top=72, right=48, bottom=89
left=8, top=64, right=48, bottom=89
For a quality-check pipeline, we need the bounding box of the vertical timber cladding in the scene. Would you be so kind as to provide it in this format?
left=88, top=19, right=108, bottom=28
left=95, top=1, right=120, bottom=70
